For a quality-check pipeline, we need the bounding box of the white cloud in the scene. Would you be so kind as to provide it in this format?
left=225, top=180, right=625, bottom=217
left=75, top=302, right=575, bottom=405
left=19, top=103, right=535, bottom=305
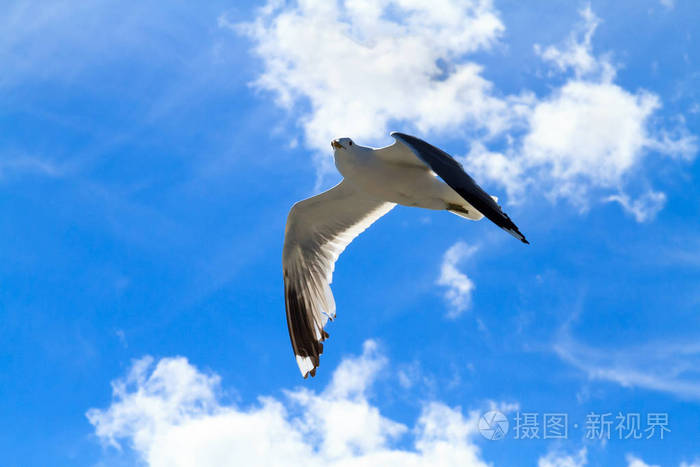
left=88, top=340, right=495, bottom=467
left=523, top=82, right=658, bottom=188
left=436, top=241, right=477, bottom=318
left=467, top=77, right=688, bottom=219
left=238, top=1, right=696, bottom=221
left=626, top=455, right=660, bottom=467
left=234, top=0, right=527, bottom=159
left=538, top=448, right=588, bottom=467
left=468, top=7, right=697, bottom=220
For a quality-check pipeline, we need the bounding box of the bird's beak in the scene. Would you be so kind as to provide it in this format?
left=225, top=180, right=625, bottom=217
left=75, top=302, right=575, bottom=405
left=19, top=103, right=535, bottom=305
left=331, top=140, right=344, bottom=150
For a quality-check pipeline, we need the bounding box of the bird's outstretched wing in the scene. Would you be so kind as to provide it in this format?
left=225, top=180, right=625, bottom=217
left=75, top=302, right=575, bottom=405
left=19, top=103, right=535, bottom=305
left=389, top=132, right=529, bottom=244
left=283, top=180, right=395, bottom=378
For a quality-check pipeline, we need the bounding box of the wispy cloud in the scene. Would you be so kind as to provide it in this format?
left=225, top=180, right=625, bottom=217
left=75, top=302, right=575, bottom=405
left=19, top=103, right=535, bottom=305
left=659, top=0, right=675, bottom=10
left=88, top=340, right=499, bottom=467
left=0, top=155, right=63, bottom=180
left=553, top=331, right=700, bottom=400
left=625, top=455, right=700, bottom=467
left=437, top=241, right=478, bottom=318
left=0, top=1, right=219, bottom=87
left=538, top=447, right=588, bottom=467
left=534, top=5, right=611, bottom=79
left=605, top=191, right=666, bottom=223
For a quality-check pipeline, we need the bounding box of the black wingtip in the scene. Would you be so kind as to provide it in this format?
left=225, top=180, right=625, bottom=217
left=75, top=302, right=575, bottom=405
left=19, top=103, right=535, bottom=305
left=501, top=226, right=529, bottom=245
left=392, top=131, right=531, bottom=246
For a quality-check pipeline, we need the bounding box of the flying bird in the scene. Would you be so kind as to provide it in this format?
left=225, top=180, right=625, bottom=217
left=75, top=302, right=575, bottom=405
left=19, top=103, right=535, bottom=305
left=283, top=132, right=528, bottom=378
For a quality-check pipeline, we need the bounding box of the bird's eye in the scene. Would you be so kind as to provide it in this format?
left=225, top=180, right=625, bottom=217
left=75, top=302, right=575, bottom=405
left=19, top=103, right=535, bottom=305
left=349, top=141, right=353, bottom=146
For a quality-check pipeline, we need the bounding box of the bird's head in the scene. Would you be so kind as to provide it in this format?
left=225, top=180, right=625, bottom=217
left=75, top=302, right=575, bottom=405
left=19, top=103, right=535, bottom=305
left=331, top=137, right=354, bottom=151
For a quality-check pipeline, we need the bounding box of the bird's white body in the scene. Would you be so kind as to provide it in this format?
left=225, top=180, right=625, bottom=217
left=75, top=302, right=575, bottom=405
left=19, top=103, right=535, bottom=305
left=333, top=138, right=481, bottom=217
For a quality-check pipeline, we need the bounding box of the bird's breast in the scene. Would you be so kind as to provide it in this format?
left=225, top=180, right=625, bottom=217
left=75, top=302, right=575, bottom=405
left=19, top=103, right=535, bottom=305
left=336, top=153, right=451, bottom=209
left=333, top=150, right=366, bottom=180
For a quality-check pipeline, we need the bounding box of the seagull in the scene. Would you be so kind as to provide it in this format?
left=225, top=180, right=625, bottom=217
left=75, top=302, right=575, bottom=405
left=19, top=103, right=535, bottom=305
left=283, top=132, right=528, bottom=378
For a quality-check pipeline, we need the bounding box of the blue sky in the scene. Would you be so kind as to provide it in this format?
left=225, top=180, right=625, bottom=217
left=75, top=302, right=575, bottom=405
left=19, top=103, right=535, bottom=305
left=1, top=1, right=700, bottom=466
